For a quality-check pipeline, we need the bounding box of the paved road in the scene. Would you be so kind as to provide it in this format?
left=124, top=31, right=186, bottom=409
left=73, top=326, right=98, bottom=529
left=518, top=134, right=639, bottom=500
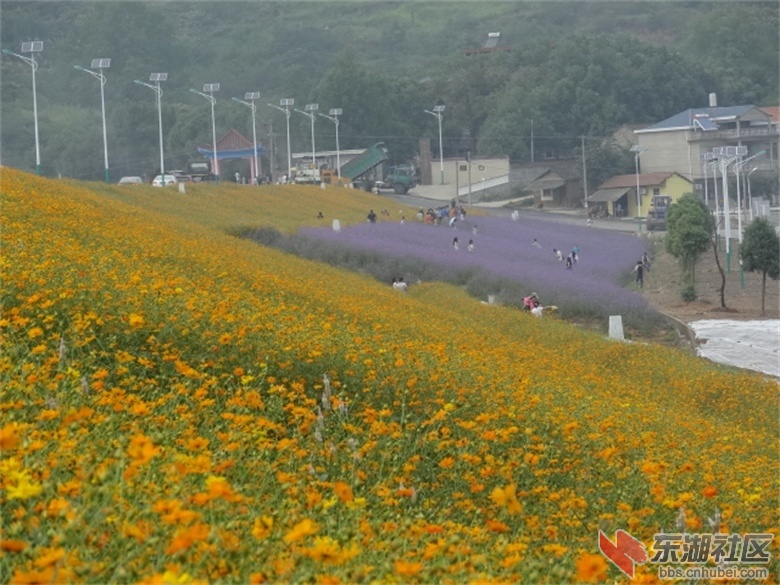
left=382, top=190, right=648, bottom=234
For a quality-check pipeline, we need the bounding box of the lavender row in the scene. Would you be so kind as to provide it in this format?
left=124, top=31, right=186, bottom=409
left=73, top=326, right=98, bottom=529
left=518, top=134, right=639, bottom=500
left=299, top=215, right=650, bottom=314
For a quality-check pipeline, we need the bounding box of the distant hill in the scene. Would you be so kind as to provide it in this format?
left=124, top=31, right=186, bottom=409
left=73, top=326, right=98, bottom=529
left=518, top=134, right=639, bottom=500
left=2, top=2, right=776, bottom=180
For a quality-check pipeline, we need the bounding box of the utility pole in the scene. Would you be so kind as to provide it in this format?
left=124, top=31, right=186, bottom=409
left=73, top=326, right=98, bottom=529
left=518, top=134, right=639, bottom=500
left=581, top=135, right=588, bottom=212
left=530, top=119, right=534, bottom=163
left=467, top=150, right=473, bottom=207
left=268, top=120, right=276, bottom=183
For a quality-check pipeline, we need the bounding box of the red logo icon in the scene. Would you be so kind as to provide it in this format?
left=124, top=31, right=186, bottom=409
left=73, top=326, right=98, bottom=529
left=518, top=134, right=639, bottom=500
left=599, top=530, right=648, bottom=578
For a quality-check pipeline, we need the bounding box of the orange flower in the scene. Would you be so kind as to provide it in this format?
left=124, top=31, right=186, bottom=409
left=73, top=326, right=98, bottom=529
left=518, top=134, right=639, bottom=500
left=1, top=539, right=28, bottom=552
left=333, top=481, right=354, bottom=503
left=702, top=486, right=717, bottom=498
left=0, top=423, right=21, bottom=450
left=486, top=518, right=510, bottom=533
left=394, top=560, right=423, bottom=577
left=165, top=522, right=210, bottom=554
left=576, top=553, right=609, bottom=583
left=127, top=434, right=160, bottom=465
left=438, top=456, right=455, bottom=469
left=9, top=567, right=55, bottom=585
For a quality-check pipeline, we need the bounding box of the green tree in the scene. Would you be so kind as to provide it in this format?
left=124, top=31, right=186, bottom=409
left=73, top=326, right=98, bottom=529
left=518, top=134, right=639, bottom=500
left=576, top=138, right=634, bottom=197
left=740, top=218, right=780, bottom=315
left=665, top=193, right=715, bottom=298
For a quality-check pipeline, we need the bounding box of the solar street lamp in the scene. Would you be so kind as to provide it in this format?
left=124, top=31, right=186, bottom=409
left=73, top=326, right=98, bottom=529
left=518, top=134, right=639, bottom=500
left=232, top=92, right=261, bottom=184
left=713, top=146, right=741, bottom=271
left=3, top=41, right=43, bottom=175
left=319, top=108, right=342, bottom=179
left=747, top=167, right=758, bottom=221
left=190, top=83, right=220, bottom=182
left=268, top=98, right=294, bottom=180
left=74, top=58, right=111, bottom=182
left=630, top=145, right=648, bottom=232
left=700, top=151, right=715, bottom=208
left=295, top=103, right=319, bottom=175
left=425, top=104, right=445, bottom=185
left=734, top=150, right=765, bottom=241
left=134, top=73, right=167, bottom=178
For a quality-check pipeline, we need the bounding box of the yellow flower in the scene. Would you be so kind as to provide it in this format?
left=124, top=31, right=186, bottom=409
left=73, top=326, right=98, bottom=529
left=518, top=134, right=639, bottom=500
left=27, top=326, right=44, bottom=339
left=283, top=518, right=319, bottom=544
left=6, top=470, right=43, bottom=500
left=304, top=536, right=360, bottom=565
left=128, top=313, right=145, bottom=328
left=252, top=516, right=274, bottom=540
left=489, top=483, right=523, bottom=515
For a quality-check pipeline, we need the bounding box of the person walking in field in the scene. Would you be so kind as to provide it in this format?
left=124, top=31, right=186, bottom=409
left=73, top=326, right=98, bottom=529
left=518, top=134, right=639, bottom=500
left=453, top=237, right=460, bottom=250
left=632, top=260, right=644, bottom=288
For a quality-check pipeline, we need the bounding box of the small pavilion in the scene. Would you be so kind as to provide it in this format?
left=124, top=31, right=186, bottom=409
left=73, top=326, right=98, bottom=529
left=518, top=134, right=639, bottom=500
left=198, top=129, right=266, bottom=183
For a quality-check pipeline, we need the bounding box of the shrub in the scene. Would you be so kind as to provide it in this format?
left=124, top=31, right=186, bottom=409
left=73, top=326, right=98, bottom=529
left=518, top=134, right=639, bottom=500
left=681, top=283, right=697, bottom=302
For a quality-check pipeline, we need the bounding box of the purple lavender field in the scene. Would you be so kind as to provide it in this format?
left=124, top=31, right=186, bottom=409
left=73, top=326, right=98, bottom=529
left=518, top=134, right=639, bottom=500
left=300, top=214, right=651, bottom=316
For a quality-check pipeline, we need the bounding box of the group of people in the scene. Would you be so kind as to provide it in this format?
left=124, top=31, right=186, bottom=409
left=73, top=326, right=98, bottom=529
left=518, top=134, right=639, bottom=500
left=522, top=292, right=557, bottom=318
left=548, top=244, right=580, bottom=270
left=452, top=237, right=475, bottom=252
left=416, top=203, right=467, bottom=226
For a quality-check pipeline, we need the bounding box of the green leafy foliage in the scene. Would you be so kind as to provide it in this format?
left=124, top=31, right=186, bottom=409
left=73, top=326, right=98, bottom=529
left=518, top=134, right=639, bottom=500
left=665, top=193, right=715, bottom=289
left=740, top=217, right=780, bottom=314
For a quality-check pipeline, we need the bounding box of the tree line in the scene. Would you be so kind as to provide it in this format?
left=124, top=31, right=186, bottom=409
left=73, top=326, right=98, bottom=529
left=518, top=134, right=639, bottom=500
left=1, top=2, right=777, bottom=183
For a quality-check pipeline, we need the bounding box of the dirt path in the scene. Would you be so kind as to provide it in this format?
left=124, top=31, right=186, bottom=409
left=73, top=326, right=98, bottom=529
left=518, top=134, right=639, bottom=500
left=642, top=238, right=779, bottom=323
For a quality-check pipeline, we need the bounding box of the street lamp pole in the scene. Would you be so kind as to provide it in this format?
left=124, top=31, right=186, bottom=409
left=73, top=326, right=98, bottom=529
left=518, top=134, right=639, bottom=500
left=3, top=42, right=43, bottom=175
left=233, top=92, right=261, bottom=184
left=319, top=108, right=342, bottom=179
left=713, top=147, right=738, bottom=272
left=630, top=145, right=647, bottom=232
left=747, top=167, right=758, bottom=221
left=425, top=105, right=445, bottom=185
left=134, top=73, right=168, bottom=178
left=734, top=150, right=766, bottom=232
left=268, top=99, right=294, bottom=181
left=190, top=84, right=220, bottom=182
left=709, top=161, right=721, bottom=244
left=75, top=59, right=111, bottom=182
left=295, top=104, right=319, bottom=176
left=700, top=152, right=715, bottom=208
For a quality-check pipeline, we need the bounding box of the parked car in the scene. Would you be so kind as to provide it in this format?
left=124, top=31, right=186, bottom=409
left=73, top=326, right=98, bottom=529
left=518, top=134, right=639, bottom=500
left=118, top=176, right=144, bottom=186
left=152, top=174, right=178, bottom=187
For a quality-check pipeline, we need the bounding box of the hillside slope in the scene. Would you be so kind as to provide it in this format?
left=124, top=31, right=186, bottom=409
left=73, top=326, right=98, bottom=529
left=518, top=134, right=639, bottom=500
left=1, top=169, right=776, bottom=583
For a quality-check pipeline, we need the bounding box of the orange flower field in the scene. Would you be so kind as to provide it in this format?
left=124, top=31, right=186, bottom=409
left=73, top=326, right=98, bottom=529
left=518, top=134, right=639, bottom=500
left=1, top=168, right=777, bottom=583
